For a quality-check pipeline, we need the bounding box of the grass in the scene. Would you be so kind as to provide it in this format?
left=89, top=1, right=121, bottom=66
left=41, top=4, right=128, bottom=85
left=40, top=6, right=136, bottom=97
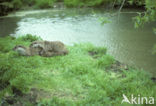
left=0, top=35, right=155, bottom=105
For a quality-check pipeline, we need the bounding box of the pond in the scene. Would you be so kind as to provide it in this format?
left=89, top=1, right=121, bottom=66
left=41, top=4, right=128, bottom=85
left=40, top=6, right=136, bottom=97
left=0, top=8, right=156, bottom=76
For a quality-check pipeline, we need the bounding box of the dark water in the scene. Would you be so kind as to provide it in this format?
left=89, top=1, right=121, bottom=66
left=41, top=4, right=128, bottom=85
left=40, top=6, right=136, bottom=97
left=0, top=8, right=156, bottom=76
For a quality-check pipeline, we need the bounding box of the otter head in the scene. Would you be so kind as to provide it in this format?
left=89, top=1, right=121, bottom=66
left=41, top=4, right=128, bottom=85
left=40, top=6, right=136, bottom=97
left=30, top=43, right=44, bottom=49
left=30, top=42, right=44, bottom=55
left=13, top=45, right=28, bottom=56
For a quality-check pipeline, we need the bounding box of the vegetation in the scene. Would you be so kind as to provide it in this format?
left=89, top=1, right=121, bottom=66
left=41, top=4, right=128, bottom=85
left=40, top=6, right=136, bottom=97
left=64, top=0, right=113, bottom=7
left=0, top=0, right=156, bottom=105
left=131, top=0, right=156, bottom=53
left=133, top=0, right=156, bottom=28
left=0, top=0, right=56, bottom=15
left=0, top=0, right=56, bottom=9
left=0, top=35, right=155, bottom=105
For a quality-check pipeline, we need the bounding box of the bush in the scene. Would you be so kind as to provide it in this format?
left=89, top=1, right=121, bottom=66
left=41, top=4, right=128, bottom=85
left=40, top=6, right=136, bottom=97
left=64, top=0, right=112, bottom=7
left=22, top=0, right=36, bottom=6
left=35, top=0, right=55, bottom=8
left=12, top=0, right=22, bottom=9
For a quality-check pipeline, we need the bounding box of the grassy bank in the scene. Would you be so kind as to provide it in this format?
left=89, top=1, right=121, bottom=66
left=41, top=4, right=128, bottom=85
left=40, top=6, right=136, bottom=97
left=0, top=35, right=155, bottom=105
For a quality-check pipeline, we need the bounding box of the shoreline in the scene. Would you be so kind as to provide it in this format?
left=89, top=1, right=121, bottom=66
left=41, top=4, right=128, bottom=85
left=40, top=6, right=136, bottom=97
left=0, top=7, right=145, bottom=19
left=0, top=1, right=145, bottom=17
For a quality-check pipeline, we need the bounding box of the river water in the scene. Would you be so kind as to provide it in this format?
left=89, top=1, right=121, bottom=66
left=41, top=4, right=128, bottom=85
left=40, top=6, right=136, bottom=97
left=0, top=8, right=156, bottom=76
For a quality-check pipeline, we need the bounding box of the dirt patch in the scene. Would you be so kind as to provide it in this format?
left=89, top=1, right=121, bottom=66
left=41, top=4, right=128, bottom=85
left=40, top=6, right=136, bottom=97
left=1, top=88, right=51, bottom=106
left=0, top=81, right=9, bottom=91
left=88, top=50, right=129, bottom=72
left=1, top=87, right=81, bottom=105
left=88, top=51, right=98, bottom=56
left=88, top=51, right=99, bottom=59
left=151, top=77, right=156, bottom=82
left=109, top=60, right=129, bottom=72
left=51, top=90, right=81, bottom=101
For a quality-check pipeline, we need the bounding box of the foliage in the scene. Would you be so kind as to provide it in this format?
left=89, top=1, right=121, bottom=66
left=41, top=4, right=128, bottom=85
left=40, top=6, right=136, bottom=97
left=64, top=0, right=113, bottom=7
left=98, top=17, right=111, bottom=25
left=0, top=35, right=155, bottom=105
left=11, top=0, right=23, bottom=9
left=133, top=0, right=156, bottom=28
left=134, top=9, right=156, bottom=28
left=0, top=0, right=56, bottom=12
left=132, top=0, right=156, bottom=53
left=22, top=0, right=36, bottom=6
left=127, top=0, right=145, bottom=6
left=35, top=0, right=55, bottom=8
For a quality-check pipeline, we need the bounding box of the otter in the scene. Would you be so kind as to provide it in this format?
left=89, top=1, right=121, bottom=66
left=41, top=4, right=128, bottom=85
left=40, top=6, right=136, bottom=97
left=13, top=45, right=42, bottom=56
left=30, top=41, right=68, bottom=57
left=13, top=41, right=68, bottom=57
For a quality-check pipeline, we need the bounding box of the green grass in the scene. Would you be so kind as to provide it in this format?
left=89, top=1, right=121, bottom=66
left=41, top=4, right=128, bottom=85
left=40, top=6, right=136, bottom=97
left=0, top=35, right=155, bottom=105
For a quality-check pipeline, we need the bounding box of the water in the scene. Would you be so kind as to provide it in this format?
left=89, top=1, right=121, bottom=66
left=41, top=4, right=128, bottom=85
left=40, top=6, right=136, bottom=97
left=0, top=8, right=156, bottom=76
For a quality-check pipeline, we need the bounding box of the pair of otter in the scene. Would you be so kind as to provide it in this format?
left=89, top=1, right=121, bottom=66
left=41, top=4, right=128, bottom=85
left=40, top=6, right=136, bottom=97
left=13, top=41, right=68, bottom=57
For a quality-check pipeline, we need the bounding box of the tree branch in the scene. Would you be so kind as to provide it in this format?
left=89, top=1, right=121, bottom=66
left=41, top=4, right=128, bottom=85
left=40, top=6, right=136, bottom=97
left=118, top=0, right=126, bottom=22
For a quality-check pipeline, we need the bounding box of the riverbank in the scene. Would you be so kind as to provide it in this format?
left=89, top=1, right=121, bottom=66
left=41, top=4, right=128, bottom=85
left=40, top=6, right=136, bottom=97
left=0, top=0, right=146, bottom=16
left=1, top=7, right=156, bottom=75
left=0, top=35, right=155, bottom=105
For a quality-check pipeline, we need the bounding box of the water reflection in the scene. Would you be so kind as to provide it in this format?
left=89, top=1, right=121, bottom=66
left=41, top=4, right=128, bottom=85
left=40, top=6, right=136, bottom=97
left=0, top=17, right=21, bottom=37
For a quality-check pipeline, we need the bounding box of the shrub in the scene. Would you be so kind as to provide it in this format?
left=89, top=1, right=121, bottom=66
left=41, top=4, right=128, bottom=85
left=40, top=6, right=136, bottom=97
left=64, top=0, right=80, bottom=7
left=64, top=0, right=113, bottom=7
left=12, top=0, right=22, bottom=9
left=22, top=0, right=36, bottom=6
left=35, top=0, right=55, bottom=8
